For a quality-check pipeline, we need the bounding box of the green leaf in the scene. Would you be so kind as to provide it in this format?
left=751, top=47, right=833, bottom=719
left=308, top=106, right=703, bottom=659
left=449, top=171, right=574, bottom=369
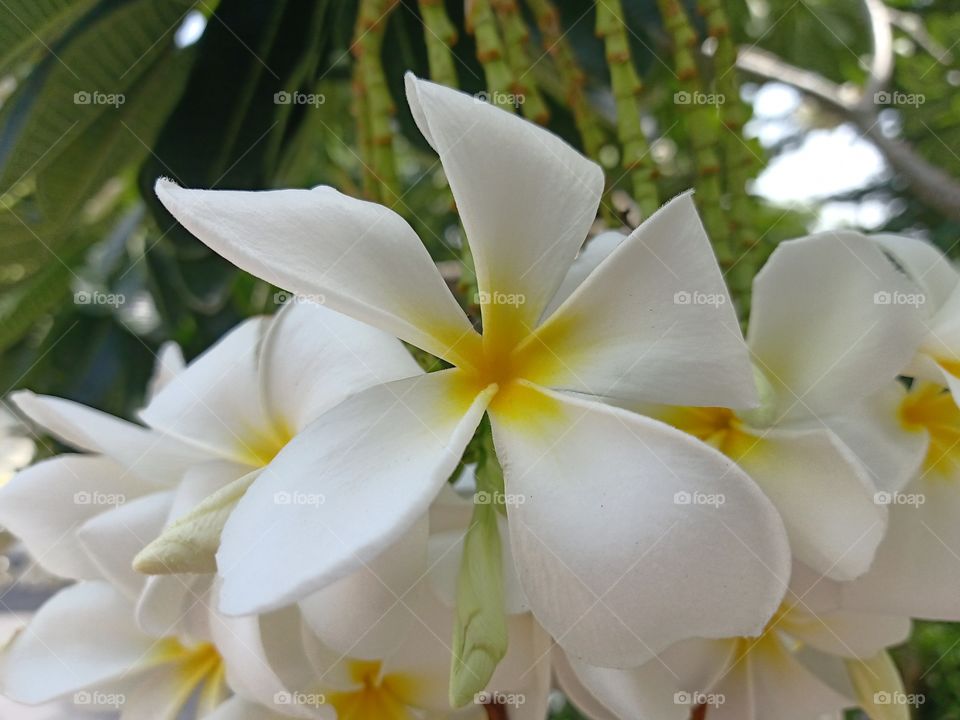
left=0, top=0, right=194, bottom=193
left=0, top=0, right=99, bottom=76
left=35, top=43, right=195, bottom=224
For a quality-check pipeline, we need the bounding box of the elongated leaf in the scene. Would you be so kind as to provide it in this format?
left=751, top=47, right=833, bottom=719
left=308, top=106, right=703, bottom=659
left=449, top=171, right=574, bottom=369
left=0, top=0, right=193, bottom=192
left=0, top=0, right=99, bottom=75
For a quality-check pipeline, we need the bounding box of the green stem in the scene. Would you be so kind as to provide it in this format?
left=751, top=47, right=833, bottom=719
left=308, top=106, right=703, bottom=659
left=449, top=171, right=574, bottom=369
left=491, top=0, right=550, bottom=123
left=595, top=0, right=659, bottom=219
left=418, top=0, right=459, bottom=88
left=467, top=0, right=515, bottom=111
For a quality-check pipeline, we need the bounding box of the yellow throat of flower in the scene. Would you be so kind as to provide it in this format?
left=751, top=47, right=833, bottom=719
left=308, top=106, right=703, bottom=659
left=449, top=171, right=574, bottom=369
left=325, top=660, right=419, bottom=720
left=148, top=638, right=227, bottom=714
left=899, top=381, right=960, bottom=477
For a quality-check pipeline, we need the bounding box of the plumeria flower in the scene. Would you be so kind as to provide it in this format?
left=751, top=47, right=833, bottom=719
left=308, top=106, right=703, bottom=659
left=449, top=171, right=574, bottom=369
left=556, top=564, right=913, bottom=720
left=871, top=234, right=960, bottom=398
left=0, top=512, right=236, bottom=719
left=154, top=73, right=792, bottom=668
left=637, top=232, right=924, bottom=580
left=832, top=378, right=960, bottom=622
left=0, top=300, right=424, bottom=651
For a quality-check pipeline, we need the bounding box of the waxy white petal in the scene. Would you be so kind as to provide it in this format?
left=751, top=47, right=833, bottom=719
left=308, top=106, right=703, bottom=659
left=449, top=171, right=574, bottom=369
left=1, top=582, right=155, bottom=704
left=216, top=370, right=494, bottom=615
left=0, top=455, right=151, bottom=579
left=518, top=193, right=756, bottom=408
left=405, top=74, right=604, bottom=331
left=489, top=383, right=790, bottom=668
left=735, top=426, right=887, bottom=581
left=259, top=300, right=421, bottom=434
left=747, top=232, right=924, bottom=420
left=155, top=179, right=477, bottom=368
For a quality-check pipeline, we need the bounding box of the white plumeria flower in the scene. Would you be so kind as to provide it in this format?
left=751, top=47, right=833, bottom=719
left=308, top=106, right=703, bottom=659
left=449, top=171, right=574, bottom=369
left=154, top=73, right=792, bottom=669
left=0, top=301, right=423, bottom=651
left=0, top=522, right=235, bottom=718
left=871, top=234, right=960, bottom=398
left=636, top=232, right=924, bottom=581
left=556, top=564, right=913, bottom=720
left=831, top=378, right=960, bottom=622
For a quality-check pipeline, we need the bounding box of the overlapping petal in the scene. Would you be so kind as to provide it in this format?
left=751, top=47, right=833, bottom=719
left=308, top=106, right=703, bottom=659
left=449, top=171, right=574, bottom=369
left=216, top=370, right=496, bottom=615
left=155, top=179, right=478, bottom=368
left=516, top=193, right=756, bottom=407
left=405, top=74, right=604, bottom=339
left=489, top=383, right=790, bottom=668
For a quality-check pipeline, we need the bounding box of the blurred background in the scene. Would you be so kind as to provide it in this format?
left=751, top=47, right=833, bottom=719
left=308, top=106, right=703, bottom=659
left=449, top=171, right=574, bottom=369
left=0, top=0, right=958, bottom=717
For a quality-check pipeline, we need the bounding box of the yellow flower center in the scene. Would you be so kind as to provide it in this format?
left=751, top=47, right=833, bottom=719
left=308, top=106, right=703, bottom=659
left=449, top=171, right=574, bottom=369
left=148, top=639, right=226, bottom=713
left=899, top=382, right=960, bottom=476
left=325, top=660, right=419, bottom=720
left=655, top=406, right=758, bottom=461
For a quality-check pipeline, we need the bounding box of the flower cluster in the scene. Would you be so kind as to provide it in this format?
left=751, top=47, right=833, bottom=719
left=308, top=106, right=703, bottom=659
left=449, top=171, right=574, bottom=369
left=0, top=75, right=957, bottom=720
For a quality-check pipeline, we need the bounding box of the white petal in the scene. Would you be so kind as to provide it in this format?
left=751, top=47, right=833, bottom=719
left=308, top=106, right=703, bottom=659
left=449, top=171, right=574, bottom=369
left=77, top=491, right=172, bottom=599
left=146, top=341, right=186, bottom=401
left=140, top=317, right=277, bottom=465
left=517, top=193, right=756, bottom=407
left=118, top=662, right=225, bottom=720
left=155, top=179, right=477, bottom=368
left=564, top=656, right=690, bottom=720
left=873, top=233, right=958, bottom=313
left=541, top=231, right=627, bottom=320
left=216, top=370, right=494, bottom=615
left=11, top=391, right=202, bottom=486
left=205, top=695, right=301, bottom=720
left=0, top=455, right=150, bottom=579
left=1, top=581, right=154, bottom=704
left=299, top=516, right=427, bottom=660
left=747, top=232, right=925, bottom=420
left=709, top=638, right=851, bottom=720
left=552, top=649, right=619, bottom=720
left=259, top=300, right=421, bottom=434
left=489, top=384, right=790, bottom=668
left=211, top=604, right=329, bottom=719
left=780, top=607, right=910, bottom=659
left=135, top=574, right=212, bottom=639
left=841, top=473, right=960, bottom=620
left=819, top=382, right=928, bottom=494
left=734, top=426, right=887, bottom=581
left=405, top=74, right=603, bottom=331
